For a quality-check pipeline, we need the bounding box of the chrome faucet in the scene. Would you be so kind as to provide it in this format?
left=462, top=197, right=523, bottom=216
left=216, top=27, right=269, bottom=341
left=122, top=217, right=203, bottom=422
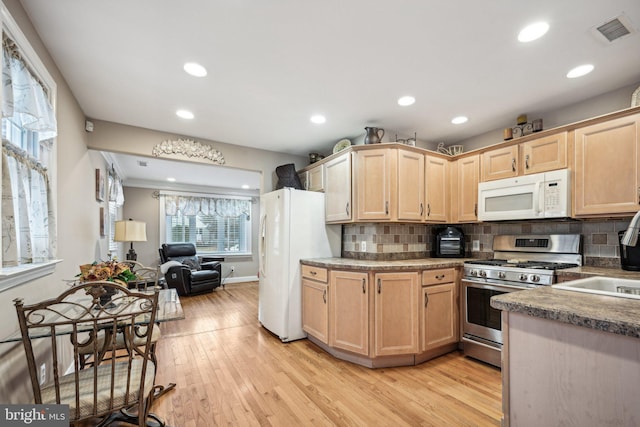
left=621, top=210, right=640, bottom=246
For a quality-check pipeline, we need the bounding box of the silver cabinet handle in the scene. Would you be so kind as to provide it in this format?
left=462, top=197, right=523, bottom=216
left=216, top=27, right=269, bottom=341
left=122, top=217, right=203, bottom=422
left=425, top=293, right=429, bottom=307
left=346, top=202, right=350, bottom=216
left=474, top=203, right=478, bottom=216
left=323, top=289, right=327, bottom=304
left=385, top=201, right=389, bottom=215
left=420, top=203, right=424, bottom=216
left=435, top=274, right=445, bottom=280
left=525, top=154, right=530, bottom=169
left=511, top=158, right=516, bottom=172
left=362, top=278, right=366, bottom=294
left=310, top=270, right=317, bottom=276
left=377, top=278, right=381, bottom=294
left=427, top=203, right=431, bottom=217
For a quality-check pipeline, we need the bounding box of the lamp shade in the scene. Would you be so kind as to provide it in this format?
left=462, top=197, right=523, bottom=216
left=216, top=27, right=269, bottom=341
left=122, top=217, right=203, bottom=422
left=114, top=220, right=147, bottom=242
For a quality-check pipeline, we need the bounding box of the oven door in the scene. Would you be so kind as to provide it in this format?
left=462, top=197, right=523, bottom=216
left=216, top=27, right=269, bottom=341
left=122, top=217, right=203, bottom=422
left=461, top=278, right=528, bottom=345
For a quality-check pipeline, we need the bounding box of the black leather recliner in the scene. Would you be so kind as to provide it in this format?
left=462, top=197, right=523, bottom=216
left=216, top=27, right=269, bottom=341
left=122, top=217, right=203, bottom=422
left=159, top=243, right=222, bottom=296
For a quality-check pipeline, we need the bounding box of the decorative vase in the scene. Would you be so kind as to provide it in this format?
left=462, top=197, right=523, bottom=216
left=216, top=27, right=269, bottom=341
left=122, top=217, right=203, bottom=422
left=364, top=127, right=385, bottom=144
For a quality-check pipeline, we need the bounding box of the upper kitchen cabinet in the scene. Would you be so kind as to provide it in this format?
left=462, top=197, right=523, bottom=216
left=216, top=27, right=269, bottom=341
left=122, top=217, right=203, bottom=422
left=397, top=149, right=425, bottom=221
left=481, top=131, right=567, bottom=181
left=424, top=154, right=449, bottom=222
left=520, top=131, right=567, bottom=175
left=325, top=151, right=353, bottom=223
left=354, top=148, right=396, bottom=221
left=574, top=113, right=640, bottom=217
left=451, top=154, right=480, bottom=223
left=299, top=163, right=324, bottom=192
left=481, top=145, right=518, bottom=181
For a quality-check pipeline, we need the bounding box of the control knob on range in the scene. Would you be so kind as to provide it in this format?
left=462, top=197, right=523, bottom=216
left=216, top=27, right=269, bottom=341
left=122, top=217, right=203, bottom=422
left=469, top=270, right=478, bottom=277
left=530, top=275, right=541, bottom=283
left=519, top=273, right=528, bottom=281
left=498, top=272, right=506, bottom=279
left=479, top=270, right=487, bottom=277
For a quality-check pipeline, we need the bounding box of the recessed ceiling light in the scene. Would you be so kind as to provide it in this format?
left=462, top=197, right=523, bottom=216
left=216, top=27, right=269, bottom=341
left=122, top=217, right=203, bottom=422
left=518, top=22, right=550, bottom=42
left=398, top=96, right=416, bottom=106
left=167, top=177, right=176, bottom=182
left=451, top=116, right=468, bottom=124
left=183, top=62, right=207, bottom=77
left=310, top=115, right=326, bottom=124
left=241, top=184, right=250, bottom=189
left=176, top=109, right=194, bottom=119
left=566, top=64, right=594, bottom=79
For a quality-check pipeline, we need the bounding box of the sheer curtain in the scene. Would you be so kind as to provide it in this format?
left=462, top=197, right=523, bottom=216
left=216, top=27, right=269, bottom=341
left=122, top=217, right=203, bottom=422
left=163, top=194, right=250, bottom=218
left=1, top=39, right=57, bottom=266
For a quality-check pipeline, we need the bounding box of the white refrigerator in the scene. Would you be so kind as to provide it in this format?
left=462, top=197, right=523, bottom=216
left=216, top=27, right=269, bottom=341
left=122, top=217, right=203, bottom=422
left=258, top=188, right=341, bottom=342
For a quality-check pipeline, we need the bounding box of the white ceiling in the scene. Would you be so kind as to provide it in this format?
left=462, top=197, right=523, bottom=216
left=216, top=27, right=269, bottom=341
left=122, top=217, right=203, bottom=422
left=19, top=1, right=640, bottom=161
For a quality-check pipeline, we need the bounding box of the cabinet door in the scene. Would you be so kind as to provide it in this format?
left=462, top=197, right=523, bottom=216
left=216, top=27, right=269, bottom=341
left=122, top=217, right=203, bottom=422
left=308, top=165, right=325, bottom=192
left=325, top=152, right=352, bottom=222
left=373, top=272, right=420, bottom=356
left=421, top=282, right=458, bottom=352
left=302, top=279, right=329, bottom=343
left=481, top=145, right=518, bottom=181
left=329, top=270, right=369, bottom=355
left=397, top=149, right=425, bottom=221
left=521, top=131, right=567, bottom=175
left=574, top=114, right=640, bottom=216
left=298, top=170, right=309, bottom=190
left=451, top=155, right=479, bottom=223
left=355, top=148, right=396, bottom=221
left=425, top=155, right=449, bottom=222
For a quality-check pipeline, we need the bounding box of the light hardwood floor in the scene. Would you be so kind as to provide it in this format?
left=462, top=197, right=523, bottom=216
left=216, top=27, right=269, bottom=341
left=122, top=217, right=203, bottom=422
left=149, top=282, right=502, bottom=426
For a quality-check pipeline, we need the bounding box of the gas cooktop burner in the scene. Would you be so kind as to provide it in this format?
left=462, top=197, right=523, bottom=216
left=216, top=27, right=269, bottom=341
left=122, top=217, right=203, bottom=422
left=465, top=259, right=579, bottom=270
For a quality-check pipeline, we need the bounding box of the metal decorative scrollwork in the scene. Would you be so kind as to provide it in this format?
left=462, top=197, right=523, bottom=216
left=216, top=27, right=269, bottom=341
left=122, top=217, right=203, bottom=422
left=152, top=138, right=225, bottom=165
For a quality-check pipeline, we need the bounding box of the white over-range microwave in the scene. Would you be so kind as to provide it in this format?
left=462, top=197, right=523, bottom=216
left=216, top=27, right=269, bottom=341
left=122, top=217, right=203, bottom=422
left=477, top=168, right=570, bottom=221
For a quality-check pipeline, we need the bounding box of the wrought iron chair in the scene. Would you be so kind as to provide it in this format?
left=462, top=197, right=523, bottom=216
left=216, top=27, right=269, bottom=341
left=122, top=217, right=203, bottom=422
left=14, top=281, right=160, bottom=426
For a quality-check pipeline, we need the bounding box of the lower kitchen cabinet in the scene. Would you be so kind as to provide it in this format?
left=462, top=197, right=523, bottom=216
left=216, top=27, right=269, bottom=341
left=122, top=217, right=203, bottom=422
left=329, top=270, right=369, bottom=355
left=302, top=279, right=329, bottom=343
left=421, top=282, right=458, bottom=352
left=373, top=272, right=420, bottom=356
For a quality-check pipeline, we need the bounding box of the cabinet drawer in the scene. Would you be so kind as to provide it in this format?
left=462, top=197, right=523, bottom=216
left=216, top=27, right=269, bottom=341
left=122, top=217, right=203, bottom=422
left=302, top=265, right=328, bottom=282
left=422, top=268, right=455, bottom=285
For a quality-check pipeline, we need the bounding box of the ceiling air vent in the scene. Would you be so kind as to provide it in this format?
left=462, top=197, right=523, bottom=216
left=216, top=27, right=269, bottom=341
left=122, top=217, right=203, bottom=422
left=594, top=14, right=635, bottom=43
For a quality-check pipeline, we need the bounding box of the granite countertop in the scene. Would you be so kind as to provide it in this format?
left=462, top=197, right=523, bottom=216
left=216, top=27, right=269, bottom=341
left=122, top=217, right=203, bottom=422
left=491, top=286, right=640, bottom=339
left=557, top=265, right=640, bottom=280
left=300, top=257, right=473, bottom=271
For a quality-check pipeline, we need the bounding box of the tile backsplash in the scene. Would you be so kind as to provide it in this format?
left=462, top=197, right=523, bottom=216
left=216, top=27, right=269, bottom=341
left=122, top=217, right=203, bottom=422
left=342, top=218, right=633, bottom=267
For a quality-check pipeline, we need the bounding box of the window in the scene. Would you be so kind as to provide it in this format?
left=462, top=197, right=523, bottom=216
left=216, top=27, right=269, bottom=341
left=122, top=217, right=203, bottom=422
left=0, top=5, right=57, bottom=276
left=160, top=192, right=252, bottom=256
left=107, top=172, right=124, bottom=257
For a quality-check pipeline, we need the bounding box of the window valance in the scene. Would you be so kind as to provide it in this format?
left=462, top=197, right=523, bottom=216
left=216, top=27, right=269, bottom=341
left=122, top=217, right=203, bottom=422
left=163, top=194, right=251, bottom=218
left=2, top=35, right=57, bottom=140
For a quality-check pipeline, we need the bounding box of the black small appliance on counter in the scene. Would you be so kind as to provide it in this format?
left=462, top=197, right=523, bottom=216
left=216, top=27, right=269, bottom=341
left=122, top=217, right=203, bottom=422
left=433, top=226, right=465, bottom=258
left=618, top=230, right=640, bottom=271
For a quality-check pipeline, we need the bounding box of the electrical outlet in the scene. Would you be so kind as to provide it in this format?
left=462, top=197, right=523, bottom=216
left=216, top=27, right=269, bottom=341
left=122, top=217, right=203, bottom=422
left=361, top=241, right=367, bottom=252
left=39, top=363, right=46, bottom=385
left=230, top=266, right=235, bottom=272
left=472, top=240, right=480, bottom=251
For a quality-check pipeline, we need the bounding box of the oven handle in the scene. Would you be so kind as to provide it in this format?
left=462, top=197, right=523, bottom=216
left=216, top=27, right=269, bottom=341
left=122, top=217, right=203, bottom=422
left=461, top=278, right=532, bottom=292
left=461, top=336, right=502, bottom=351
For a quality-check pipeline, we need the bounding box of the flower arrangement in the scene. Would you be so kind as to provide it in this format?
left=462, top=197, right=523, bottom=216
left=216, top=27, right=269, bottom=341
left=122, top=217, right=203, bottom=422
left=78, top=260, right=137, bottom=287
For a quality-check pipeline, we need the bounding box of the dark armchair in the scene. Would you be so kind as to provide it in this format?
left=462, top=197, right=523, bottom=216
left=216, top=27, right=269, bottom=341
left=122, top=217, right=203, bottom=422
left=159, top=243, right=222, bottom=296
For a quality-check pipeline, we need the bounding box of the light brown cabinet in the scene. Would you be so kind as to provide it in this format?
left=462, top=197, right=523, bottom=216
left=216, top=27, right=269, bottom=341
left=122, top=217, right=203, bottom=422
left=425, top=154, right=449, bottom=222
left=420, top=269, right=458, bottom=352
left=451, top=154, right=480, bottom=223
left=302, top=265, right=329, bottom=343
left=329, top=270, right=369, bottom=355
left=573, top=113, right=640, bottom=216
left=354, top=148, right=395, bottom=221
left=299, top=164, right=324, bottom=192
left=373, top=272, right=420, bottom=356
left=481, top=131, right=567, bottom=182
left=397, top=149, right=425, bottom=221
left=325, top=151, right=352, bottom=223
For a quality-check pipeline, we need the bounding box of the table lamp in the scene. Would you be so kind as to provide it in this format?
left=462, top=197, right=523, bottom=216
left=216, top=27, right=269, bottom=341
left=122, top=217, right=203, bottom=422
left=114, top=219, right=147, bottom=261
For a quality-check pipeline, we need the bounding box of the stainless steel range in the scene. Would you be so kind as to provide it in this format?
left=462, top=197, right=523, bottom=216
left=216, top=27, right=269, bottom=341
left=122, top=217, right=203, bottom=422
left=461, top=234, right=582, bottom=367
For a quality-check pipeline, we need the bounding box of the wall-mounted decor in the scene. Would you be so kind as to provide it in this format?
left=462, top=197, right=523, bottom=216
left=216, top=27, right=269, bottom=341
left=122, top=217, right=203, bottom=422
left=152, top=138, right=225, bottom=165
left=99, top=207, right=105, bottom=237
left=95, top=168, right=105, bottom=201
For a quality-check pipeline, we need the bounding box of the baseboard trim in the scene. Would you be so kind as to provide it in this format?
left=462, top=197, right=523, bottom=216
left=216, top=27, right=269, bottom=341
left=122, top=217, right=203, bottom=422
left=222, top=275, right=258, bottom=285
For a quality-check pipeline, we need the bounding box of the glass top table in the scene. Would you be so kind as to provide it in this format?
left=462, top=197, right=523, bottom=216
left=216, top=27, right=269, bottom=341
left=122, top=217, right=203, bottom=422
left=0, top=288, right=184, bottom=343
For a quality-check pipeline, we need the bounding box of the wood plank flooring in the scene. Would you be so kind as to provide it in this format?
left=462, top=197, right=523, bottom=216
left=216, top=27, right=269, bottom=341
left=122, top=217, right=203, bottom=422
left=136, top=282, right=502, bottom=426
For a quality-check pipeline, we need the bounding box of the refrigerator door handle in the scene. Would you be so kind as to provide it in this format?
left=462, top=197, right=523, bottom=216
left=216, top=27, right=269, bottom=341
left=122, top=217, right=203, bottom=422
left=260, top=214, right=267, bottom=277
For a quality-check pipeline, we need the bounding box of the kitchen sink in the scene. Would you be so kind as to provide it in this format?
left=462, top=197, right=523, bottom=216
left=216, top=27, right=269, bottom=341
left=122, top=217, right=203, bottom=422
left=552, top=276, right=640, bottom=300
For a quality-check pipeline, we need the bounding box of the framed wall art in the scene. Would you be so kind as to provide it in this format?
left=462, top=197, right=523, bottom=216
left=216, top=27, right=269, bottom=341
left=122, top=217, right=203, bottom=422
left=95, top=168, right=105, bottom=201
